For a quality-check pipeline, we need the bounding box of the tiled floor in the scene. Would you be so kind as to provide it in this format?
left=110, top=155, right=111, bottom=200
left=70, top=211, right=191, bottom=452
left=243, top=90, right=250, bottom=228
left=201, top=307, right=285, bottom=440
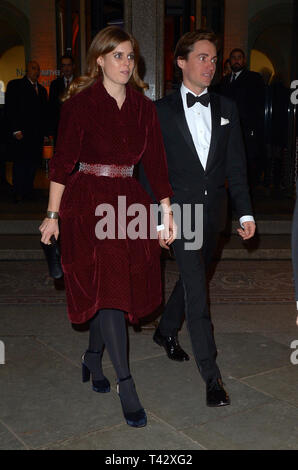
left=0, top=259, right=298, bottom=450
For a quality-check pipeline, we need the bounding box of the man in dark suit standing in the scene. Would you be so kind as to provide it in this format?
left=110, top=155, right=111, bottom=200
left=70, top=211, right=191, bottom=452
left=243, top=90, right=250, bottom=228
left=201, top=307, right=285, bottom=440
left=220, top=49, right=265, bottom=187
left=49, top=55, right=75, bottom=144
left=5, top=61, right=48, bottom=202
left=152, top=31, right=256, bottom=406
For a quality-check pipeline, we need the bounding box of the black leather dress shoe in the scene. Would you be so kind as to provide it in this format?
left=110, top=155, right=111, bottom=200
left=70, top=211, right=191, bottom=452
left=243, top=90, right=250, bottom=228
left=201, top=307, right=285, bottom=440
left=153, top=328, right=190, bottom=361
left=206, top=378, right=230, bottom=407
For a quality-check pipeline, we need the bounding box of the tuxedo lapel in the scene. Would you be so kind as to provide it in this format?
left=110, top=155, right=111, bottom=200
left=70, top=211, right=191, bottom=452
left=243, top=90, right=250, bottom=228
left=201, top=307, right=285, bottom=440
left=205, top=93, right=221, bottom=174
left=169, top=91, right=204, bottom=171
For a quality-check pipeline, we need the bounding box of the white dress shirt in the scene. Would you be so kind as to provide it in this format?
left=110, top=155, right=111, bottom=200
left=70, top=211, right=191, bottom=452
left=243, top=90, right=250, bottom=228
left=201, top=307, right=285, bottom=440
left=230, top=69, right=243, bottom=82
left=64, top=75, right=73, bottom=88
left=180, top=83, right=255, bottom=228
left=181, top=83, right=211, bottom=171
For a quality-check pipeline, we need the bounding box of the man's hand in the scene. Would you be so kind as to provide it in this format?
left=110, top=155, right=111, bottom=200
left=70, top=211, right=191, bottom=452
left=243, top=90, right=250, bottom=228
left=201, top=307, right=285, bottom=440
left=158, top=214, right=177, bottom=250
left=237, top=221, right=256, bottom=240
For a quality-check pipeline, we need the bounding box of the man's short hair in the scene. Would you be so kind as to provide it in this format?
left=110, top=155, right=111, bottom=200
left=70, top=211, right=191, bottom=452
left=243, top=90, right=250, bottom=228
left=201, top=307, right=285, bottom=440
left=174, top=29, right=218, bottom=63
left=229, top=48, right=245, bottom=59
left=60, top=54, right=74, bottom=65
left=174, top=29, right=218, bottom=81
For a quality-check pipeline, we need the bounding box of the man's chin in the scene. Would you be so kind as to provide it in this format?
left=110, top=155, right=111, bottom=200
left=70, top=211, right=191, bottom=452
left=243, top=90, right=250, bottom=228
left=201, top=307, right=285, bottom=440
left=231, top=66, right=243, bottom=73
left=200, top=78, right=213, bottom=88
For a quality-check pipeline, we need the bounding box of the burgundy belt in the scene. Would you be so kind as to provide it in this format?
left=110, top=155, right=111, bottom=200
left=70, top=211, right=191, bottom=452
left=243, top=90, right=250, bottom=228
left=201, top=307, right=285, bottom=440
left=79, top=162, right=134, bottom=178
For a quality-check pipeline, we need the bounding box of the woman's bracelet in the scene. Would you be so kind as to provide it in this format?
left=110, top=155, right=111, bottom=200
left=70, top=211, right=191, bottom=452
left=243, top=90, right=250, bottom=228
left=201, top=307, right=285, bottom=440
left=46, top=211, right=59, bottom=219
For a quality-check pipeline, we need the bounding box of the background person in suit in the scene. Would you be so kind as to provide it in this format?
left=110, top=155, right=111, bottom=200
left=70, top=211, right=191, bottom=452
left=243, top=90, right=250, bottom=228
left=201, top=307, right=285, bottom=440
left=5, top=61, right=48, bottom=202
left=49, top=55, right=75, bottom=145
left=0, top=102, right=8, bottom=186
left=220, top=48, right=265, bottom=187
left=151, top=30, right=256, bottom=407
left=223, top=58, right=232, bottom=77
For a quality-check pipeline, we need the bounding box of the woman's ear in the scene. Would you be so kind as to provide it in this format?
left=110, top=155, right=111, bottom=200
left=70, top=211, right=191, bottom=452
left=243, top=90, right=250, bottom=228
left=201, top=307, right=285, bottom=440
left=97, top=56, right=104, bottom=68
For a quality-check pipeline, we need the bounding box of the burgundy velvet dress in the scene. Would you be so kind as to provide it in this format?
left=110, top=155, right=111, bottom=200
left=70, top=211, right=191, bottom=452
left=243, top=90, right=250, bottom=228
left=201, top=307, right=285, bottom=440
left=49, top=80, right=173, bottom=324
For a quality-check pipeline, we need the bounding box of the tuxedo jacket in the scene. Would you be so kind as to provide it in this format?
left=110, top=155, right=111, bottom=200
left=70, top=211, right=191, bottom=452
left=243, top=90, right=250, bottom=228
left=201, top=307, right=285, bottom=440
left=220, top=68, right=265, bottom=134
left=154, top=90, right=253, bottom=233
left=5, top=76, right=48, bottom=159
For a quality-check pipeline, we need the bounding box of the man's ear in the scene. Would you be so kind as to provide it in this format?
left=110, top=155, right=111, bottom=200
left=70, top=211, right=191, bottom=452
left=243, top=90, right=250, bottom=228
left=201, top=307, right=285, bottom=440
left=176, top=57, right=185, bottom=70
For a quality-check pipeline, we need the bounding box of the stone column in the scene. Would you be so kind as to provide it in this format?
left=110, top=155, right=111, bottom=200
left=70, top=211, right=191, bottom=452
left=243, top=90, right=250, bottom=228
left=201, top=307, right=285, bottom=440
left=223, top=0, right=249, bottom=61
left=196, top=0, right=202, bottom=28
left=29, top=0, right=56, bottom=91
left=80, top=0, right=87, bottom=74
left=124, top=0, right=165, bottom=100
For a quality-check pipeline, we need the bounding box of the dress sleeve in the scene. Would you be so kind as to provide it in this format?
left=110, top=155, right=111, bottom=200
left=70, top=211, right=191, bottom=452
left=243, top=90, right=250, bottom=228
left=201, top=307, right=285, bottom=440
left=49, top=98, right=81, bottom=185
left=141, top=100, right=173, bottom=201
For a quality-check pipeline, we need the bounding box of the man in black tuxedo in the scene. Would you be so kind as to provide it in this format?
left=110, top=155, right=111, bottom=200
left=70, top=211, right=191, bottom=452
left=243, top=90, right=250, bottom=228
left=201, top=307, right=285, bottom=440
left=49, top=55, right=75, bottom=144
left=152, top=30, right=256, bottom=406
left=220, top=49, right=265, bottom=186
left=5, top=61, right=48, bottom=201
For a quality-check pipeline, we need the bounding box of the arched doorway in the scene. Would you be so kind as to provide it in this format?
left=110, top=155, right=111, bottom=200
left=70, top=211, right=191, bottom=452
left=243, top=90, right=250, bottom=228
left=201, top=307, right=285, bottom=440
left=0, top=1, right=30, bottom=92
left=248, top=2, right=293, bottom=86
left=250, top=49, right=275, bottom=84
left=0, top=1, right=30, bottom=186
left=248, top=2, right=296, bottom=193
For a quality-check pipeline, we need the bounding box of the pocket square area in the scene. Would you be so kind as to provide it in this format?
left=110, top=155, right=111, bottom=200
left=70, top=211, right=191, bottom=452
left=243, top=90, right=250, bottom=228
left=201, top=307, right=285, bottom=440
left=221, top=117, right=230, bottom=125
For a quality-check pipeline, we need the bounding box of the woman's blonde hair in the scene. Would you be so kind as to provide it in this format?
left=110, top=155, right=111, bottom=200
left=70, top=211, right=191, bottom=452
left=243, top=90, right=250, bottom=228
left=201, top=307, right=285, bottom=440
left=63, top=26, right=147, bottom=100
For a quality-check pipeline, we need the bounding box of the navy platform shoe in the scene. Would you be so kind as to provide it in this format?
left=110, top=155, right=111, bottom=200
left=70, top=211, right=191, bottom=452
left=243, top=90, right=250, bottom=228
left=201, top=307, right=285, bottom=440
left=117, top=375, right=147, bottom=428
left=82, top=350, right=110, bottom=393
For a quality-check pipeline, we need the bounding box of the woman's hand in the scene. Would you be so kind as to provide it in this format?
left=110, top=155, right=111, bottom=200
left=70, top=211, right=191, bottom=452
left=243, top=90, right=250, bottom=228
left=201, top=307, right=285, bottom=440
left=158, top=213, right=177, bottom=250
left=14, top=131, right=23, bottom=141
left=39, top=218, right=59, bottom=245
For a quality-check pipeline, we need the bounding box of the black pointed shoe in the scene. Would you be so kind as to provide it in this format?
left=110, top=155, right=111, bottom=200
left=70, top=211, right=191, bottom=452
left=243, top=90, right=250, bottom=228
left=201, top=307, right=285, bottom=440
left=206, top=378, right=230, bottom=407
left=153, top=327, right=190, bottom=362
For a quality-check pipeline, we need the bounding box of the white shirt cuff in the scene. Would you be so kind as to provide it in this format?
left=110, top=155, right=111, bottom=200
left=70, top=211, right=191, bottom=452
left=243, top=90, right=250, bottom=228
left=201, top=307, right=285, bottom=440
left=13, top=131, right=22, bottom=135
left=239, top=215, right=255, bottom=229
left=296, top=301, right=298, bottom=310
left=156, top=224, right=165, bottom=232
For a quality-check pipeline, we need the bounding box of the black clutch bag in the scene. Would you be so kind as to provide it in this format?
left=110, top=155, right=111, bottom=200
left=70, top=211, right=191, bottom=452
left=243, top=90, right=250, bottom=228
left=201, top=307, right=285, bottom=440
left=40, top=235, right=63, bottom=279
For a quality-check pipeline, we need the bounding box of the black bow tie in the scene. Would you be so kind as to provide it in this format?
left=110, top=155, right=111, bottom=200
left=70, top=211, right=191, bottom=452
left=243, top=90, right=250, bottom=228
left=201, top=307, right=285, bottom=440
left=186, top=92, right=210, bottom=108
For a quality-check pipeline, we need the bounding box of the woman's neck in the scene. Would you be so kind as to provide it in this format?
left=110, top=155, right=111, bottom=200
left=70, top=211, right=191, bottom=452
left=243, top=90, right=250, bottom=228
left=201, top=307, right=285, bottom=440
left=103, top=80, right=126, bottom=109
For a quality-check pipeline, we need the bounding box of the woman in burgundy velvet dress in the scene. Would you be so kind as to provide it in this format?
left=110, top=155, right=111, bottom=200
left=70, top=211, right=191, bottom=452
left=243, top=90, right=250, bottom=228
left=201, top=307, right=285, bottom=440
left=39, top=26, right=175, bottom=428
